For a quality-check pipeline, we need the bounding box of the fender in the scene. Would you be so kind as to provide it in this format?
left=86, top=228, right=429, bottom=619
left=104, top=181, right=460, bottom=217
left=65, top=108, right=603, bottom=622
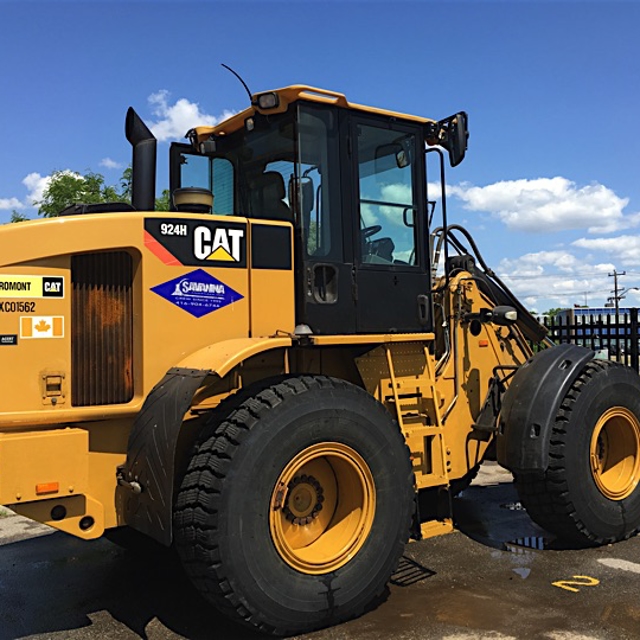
left=176, top=335, right=292, bottom=376
left=120, top=367, right=209, bottom=545
left=120, top=336, right=292, bottom=545
left=496, top=343, right=594, bottom=474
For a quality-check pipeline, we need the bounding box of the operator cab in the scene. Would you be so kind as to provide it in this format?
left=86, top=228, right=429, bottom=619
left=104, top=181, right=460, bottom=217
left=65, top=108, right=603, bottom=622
left=169, top=86, right=468, bottom=335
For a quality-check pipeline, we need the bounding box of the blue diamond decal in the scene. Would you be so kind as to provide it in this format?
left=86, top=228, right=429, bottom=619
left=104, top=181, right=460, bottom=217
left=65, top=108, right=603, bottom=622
left=151, top=269, right=243, bottom=318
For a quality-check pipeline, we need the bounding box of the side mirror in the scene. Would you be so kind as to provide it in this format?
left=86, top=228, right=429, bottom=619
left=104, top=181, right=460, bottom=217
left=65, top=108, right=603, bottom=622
left=395, top=148, right=410, bottom=169
left=434, top=112, right=469, bottom=167
left=374, top=142, right=411, bottom=177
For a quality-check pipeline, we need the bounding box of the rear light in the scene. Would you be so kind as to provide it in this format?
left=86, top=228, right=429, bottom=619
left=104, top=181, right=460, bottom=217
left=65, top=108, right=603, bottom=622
left=36, top=482, right=59, bottom=495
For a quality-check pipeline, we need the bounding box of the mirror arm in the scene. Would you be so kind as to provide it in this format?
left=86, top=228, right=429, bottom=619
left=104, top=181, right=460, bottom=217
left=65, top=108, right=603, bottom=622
left=425, top=122, right=441, bottom=147
left=427, top=112, right=469, bottom=167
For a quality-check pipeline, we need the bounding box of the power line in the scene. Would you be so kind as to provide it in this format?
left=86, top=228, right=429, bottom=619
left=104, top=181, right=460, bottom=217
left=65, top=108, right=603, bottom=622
left=516, top=288, right=613, bottom=300
left=501, top=272, right=635, bottom=281
left=496, top=270, right=640, bottom=281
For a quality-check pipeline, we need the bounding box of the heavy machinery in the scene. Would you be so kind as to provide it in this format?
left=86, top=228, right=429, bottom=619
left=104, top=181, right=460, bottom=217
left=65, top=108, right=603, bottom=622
left=1, top=84, right=640, bottom=636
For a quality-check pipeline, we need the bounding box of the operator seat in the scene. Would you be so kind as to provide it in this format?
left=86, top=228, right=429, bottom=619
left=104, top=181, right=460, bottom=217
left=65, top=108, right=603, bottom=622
left=364, top=236, right=395, bottom=263
left=250, top=171, right=292, bottom=220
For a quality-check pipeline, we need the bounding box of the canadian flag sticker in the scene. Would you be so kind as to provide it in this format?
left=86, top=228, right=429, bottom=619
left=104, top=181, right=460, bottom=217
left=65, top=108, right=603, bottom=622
left=20, top=316, right=64, bottom=339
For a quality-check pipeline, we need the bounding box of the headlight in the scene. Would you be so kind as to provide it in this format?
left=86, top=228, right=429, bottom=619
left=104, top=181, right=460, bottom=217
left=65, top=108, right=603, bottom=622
left=256, top=92, right=280, bottom=109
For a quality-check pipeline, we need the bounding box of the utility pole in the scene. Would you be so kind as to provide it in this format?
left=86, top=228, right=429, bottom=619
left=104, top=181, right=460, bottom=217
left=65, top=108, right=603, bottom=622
left=609, top=269, right=626, bottom=317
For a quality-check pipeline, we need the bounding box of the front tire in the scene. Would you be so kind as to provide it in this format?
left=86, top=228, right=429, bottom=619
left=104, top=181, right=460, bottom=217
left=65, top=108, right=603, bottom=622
left=173, top=375, right=414, bottom=635
left=515, top=360, right=640, bottom=546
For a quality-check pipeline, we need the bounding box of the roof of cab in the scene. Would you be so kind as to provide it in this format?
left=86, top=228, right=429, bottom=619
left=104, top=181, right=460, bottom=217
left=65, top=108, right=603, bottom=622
left=189, top=84, right=436, bottom=144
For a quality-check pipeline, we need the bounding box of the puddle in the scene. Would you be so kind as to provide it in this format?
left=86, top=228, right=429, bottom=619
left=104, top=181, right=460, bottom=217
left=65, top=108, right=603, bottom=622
left=500, top=501, right=526, bottom=511
left=453, top=480, right=560, bottom=552
left=512, top=567, right=531, bottom=579
left=505, top=536, right=549, bottom=552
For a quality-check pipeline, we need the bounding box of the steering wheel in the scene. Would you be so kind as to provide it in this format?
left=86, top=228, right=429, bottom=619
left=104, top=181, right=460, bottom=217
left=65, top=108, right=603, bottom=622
left=361, top=225, right=382, bottom=239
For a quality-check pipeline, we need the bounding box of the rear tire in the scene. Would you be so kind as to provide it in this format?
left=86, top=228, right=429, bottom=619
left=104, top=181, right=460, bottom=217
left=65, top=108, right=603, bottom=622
left=515, top=360, right=640, bottom=546
left=173, top=375, right=414, bottom=635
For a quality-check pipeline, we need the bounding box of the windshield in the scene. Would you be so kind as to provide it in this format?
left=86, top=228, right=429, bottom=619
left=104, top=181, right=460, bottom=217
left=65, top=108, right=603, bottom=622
left=176, top=104, right=343, bottom=261
left=177, top=111, right=296, bottom=218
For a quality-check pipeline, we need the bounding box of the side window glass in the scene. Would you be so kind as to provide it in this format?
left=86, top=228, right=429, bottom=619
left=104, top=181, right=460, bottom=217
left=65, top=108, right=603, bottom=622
left=299, top=161, right=324, bottom=256
left=211, top=158, right=234, bottom=215
left=180, top=153, right=235, bottom=215
left=297, top=106, right=342, bottom=260
left=246, top=160, right=294, bottom=221
left=356, top=124, right=418, bottom=266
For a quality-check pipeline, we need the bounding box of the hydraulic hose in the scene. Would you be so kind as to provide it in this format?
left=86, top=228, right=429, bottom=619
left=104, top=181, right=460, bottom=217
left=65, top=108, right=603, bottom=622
left=431, top=224, right=552, bottom=347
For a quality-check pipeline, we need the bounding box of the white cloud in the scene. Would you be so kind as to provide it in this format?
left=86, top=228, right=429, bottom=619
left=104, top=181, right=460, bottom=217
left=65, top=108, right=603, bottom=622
left=449, top=177, right=638, bottom=234
left=21, top=170, right=83, bottom=208
left=100, top=157, right=123, bottom=170
left=500, top=250, right=582, bottom=276
left=381, top=183, right=412, bottom=205
left=572, top=235, right=640, bottom=267
left=147, top=90, right=236, bottom=142
left=497, top=249, right=616, bottom=311
left=0, top=197, right=24, bottom=211
left=379, top=183, right=412, bottom=226
left=360, top=202, right=378, bottom=227
left=0, top=172, right=51, bottom=213
left=22, top=172, right=52, bottom=206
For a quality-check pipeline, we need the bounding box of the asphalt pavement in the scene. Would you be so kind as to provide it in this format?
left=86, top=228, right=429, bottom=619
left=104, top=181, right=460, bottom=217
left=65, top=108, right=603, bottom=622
left=1, top=464, right=639, bottom=640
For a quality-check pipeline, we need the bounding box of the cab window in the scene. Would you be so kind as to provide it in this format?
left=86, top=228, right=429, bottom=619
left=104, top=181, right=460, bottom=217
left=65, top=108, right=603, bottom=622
left=179, top=154, right=235, bottom=215
left=296, top=105, right=342, bottom=261
left=356, top=124, right=418, bottom=266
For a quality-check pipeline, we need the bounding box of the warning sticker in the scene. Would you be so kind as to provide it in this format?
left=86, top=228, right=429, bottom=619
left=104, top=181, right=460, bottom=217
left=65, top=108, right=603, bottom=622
left=0, top=275, right=64, bottom=298
left=20, top=316, right=64, bottom=339
left=151, top=269, right=243, bottom=318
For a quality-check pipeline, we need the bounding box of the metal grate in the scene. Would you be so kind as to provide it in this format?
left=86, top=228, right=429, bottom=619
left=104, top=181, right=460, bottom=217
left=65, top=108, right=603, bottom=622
left=71, top=252, right=134, bottom=406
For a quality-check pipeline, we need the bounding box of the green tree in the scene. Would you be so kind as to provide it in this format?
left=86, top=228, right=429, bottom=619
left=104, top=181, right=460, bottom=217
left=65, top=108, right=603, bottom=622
left=10, top=210, right=29, bottom=223
left=119, top=166, right=133, bottom=202
left=155, top=189, right=171, bottom=212
left=34, top=167, right=171, bottom=217
left=543, top=308, right=564, bottom=318
left=116, top=166, right=169, bottom=210
left=36, top=170, right=121, bottom=217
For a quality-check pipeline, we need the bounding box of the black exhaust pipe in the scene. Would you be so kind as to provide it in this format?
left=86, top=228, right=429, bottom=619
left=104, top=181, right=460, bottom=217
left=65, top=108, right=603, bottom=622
left=125, top=107, right=157, bottom=211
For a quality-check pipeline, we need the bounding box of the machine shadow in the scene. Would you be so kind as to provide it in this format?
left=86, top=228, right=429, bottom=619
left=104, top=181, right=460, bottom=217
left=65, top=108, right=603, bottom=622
left=0, top=477, right=582, bottom=640
left=0, top=531, right=268, bottom=640
left=452, top=476, right=569, bottom=551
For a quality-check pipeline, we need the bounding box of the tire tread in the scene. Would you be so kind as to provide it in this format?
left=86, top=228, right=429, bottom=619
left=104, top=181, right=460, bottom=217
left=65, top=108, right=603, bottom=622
left=515, top=359, right=640, bottom=546
left=173, top=375, right=414, bottom=635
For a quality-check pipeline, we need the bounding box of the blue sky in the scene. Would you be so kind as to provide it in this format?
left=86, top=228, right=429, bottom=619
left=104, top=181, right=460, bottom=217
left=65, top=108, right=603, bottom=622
left=1, top=0, right=639, bottom=312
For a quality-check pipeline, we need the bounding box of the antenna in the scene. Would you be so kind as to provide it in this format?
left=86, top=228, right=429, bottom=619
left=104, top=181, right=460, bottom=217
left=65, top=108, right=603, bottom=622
left=221, top=64, right=253, bottom=102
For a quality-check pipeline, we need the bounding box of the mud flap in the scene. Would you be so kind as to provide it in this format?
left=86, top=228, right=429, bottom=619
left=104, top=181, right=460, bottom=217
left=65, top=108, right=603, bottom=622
left=120, top=367, right=209, bottom=545
left=496, top=344, right=594, bottom=474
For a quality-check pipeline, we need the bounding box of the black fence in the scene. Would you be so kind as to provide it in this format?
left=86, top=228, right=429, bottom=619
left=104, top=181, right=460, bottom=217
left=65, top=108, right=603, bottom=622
left=541, top=308, right=640, bottom=372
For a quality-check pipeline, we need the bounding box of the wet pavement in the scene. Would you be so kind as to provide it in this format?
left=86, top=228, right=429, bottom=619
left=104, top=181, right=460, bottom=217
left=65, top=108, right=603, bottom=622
left=1, top=464, right=639, bottom=640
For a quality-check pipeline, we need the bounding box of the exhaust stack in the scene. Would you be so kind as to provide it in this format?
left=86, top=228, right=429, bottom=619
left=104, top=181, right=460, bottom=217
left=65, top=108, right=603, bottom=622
left=125, top=108, right=157, bottom=211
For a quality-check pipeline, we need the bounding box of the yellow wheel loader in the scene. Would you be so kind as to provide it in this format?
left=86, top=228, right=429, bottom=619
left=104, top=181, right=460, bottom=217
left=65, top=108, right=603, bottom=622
left=1, top=85, right=640, bottom=635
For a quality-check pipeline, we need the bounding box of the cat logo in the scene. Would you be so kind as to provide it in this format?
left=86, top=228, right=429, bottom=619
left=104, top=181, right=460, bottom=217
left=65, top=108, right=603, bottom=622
left=193, top=225, right=244, bottom=263
left=0, top=275, right=64, bottom=298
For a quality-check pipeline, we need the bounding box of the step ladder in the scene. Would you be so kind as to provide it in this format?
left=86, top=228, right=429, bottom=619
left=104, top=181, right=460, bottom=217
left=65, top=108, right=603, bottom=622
left=383, top=345, right=454, bottom=539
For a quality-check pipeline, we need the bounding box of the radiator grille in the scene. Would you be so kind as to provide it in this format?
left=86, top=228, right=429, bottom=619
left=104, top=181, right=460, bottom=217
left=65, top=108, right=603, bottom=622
left=71, top=252, right=134, bottom=406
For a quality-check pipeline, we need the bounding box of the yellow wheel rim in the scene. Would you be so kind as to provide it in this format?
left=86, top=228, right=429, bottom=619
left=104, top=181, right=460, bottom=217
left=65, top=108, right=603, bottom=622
left=590, top=406, right=640, bottom=500
left=269, top=442, right=376, bottom=575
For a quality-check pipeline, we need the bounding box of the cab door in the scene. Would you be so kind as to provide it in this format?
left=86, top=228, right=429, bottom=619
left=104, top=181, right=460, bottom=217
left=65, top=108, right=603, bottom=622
left=351, top=119, right=431, bottom=333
